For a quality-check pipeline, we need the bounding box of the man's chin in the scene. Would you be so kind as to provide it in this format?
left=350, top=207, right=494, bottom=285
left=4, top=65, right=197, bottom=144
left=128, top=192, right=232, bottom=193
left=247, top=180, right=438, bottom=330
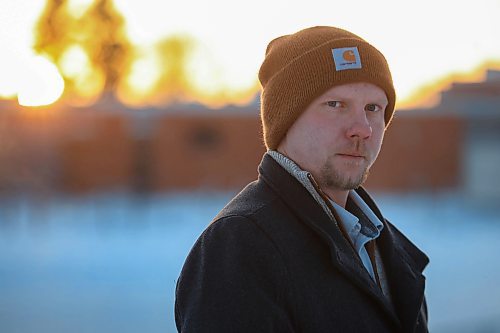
left=330, top=169, right=369, bottom=191
left=319, top=160, right=370, bottom=190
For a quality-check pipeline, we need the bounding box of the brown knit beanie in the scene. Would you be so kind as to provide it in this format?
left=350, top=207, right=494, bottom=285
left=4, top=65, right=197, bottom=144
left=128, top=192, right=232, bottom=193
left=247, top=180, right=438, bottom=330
left=259, top=26, right=396, bottom=150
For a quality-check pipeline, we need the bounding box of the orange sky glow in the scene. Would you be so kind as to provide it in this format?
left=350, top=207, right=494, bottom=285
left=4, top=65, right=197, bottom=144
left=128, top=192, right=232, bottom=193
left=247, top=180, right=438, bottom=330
left=1, top=0, right=499, bottom=109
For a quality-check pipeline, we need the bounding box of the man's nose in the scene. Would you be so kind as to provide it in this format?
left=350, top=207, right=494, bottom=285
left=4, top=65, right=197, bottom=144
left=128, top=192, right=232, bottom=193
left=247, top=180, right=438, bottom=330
left=345, top=110, right=372, bottom=139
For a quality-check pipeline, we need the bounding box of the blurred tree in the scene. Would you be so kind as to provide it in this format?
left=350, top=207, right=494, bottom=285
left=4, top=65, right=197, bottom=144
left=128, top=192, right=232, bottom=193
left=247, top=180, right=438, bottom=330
left=80, top=0, right=132, bottom=94
left=33, top=0, right=72, bottom=65
left=151, top=35, right=196, bottom=104
left=34, top=0, right=218, bottom=107
left=33, top=0, right=133, bottom=104
left=117, top=35, right=199, bottom=106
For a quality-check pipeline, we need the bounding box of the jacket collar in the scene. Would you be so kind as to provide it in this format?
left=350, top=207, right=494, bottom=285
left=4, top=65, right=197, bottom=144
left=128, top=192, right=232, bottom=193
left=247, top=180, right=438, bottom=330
left=258, top=154, right=428, bottom=330
left=357, top=187, right=429, bottom=331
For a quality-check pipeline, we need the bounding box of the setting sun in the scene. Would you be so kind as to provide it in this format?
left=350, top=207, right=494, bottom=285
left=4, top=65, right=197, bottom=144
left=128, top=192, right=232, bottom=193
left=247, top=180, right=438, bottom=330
left=17, top=55, right=65, bottom=107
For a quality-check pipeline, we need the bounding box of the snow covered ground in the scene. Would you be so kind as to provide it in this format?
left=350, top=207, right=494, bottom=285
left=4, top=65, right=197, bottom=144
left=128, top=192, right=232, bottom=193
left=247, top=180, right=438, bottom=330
left=0, top=191, right=499, bottom=333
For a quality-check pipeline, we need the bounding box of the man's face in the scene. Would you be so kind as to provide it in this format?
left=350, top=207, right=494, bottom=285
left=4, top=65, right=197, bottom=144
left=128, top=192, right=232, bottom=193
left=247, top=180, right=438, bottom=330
left=277, top=82, right=388, bottom=191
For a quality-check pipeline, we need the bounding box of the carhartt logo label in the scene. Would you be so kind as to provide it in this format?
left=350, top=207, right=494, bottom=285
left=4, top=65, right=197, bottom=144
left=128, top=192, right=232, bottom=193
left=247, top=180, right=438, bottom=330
left=332, top=47, right=362, bottom=71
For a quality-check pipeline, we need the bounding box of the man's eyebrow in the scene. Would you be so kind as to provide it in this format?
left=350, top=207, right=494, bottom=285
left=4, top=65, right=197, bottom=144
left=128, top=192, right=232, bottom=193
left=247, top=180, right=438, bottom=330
left=320, top=94, right=348, bottom=100
left=370, top=98, right=389, bottom=105
left=320, top=95, right=388, bottom=104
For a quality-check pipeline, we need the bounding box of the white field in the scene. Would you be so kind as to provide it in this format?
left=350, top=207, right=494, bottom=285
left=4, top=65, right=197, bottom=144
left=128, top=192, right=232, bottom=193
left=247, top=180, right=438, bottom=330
left=0, top=191, right=499, bottom=333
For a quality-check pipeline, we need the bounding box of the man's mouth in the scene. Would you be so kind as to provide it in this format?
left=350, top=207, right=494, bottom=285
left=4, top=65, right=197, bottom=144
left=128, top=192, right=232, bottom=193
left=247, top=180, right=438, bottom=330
left=337, top=153, right=365, bottom=158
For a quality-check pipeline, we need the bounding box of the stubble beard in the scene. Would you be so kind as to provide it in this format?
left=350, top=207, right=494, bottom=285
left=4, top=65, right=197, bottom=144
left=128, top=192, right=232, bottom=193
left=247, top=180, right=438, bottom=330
left=319, top=156, right=371, bottom=191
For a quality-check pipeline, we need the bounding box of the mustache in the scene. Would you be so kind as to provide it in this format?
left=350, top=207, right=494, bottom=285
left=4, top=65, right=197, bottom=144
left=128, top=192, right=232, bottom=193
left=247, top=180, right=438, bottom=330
left=338, top=139, right=367, bottom=156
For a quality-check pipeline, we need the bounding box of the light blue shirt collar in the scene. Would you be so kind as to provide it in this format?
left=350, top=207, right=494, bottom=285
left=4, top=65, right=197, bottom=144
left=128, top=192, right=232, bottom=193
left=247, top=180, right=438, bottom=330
left=329, top=191, right=384, bottom=281
left=329, top=191, right=384, bottom=250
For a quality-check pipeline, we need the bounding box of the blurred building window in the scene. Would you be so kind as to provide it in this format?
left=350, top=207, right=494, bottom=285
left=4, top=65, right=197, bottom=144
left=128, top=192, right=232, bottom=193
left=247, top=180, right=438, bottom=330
left=189, top=126, right=222, bottom=152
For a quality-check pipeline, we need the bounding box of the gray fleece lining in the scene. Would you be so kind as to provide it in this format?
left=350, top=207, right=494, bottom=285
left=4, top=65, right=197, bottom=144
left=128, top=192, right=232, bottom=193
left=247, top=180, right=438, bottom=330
left=267, top=150, right=335, bottom=222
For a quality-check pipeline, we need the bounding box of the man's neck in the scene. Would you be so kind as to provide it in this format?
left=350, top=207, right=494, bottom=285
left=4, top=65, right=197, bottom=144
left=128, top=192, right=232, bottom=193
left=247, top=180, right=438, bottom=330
left=322, top=188, right=349, bottom=208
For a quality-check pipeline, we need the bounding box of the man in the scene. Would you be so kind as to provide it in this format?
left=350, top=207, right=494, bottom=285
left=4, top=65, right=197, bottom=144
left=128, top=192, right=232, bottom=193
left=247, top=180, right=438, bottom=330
left=175, top=26, right=429, bottom=332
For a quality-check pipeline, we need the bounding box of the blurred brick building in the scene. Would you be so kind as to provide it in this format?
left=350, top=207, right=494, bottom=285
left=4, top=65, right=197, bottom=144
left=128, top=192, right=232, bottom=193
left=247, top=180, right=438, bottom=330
left=1, top=70, right=499, bottom=201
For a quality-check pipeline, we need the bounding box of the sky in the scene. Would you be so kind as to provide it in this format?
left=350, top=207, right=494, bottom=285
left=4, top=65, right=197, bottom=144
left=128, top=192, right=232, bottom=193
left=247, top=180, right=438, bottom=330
left=1, top=0, right=500, bottom=107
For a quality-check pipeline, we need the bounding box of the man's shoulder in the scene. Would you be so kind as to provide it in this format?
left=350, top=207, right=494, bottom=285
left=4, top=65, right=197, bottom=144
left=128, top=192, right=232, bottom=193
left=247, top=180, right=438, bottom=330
left=214, top=178, right=281, bottom=222
left=207, top=176, right=306, bottom=246
left=181, top=179, right=294, bottom=279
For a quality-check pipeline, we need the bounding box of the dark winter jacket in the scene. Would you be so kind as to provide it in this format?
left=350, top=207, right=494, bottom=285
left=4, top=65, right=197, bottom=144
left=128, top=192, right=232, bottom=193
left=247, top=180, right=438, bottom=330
left=175, top=154, right=429, bottom=332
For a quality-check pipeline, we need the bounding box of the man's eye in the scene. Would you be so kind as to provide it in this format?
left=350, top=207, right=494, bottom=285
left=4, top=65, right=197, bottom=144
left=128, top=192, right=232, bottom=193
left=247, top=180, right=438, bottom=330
left=327, top=101, right=342, bottom=108
left=365, top=104, right=382, bottom=112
